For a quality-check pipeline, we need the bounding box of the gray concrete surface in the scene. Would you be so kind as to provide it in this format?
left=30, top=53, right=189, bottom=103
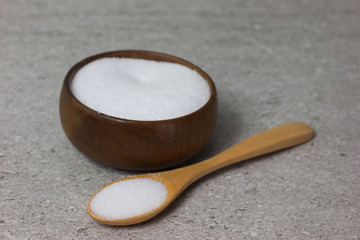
left=1, top=0, right=360, bottom=239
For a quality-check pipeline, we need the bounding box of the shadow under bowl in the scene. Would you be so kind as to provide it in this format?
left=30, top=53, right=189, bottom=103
left=59, top=50, right=217, bottom=171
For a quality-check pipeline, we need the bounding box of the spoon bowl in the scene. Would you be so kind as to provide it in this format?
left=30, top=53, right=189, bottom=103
left=87, top=122, right=314, bottom=225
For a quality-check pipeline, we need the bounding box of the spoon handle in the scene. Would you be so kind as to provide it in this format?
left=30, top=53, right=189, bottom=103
left=163, top=122, right=313, bottom=192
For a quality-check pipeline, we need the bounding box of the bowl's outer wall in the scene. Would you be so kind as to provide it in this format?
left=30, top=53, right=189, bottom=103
left=59, top=50, right=218, bottom=171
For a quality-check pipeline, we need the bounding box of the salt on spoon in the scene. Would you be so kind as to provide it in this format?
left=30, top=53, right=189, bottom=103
left=87, top=122, right=314, bottom=226
left=90, top=178, right=168, bottom=220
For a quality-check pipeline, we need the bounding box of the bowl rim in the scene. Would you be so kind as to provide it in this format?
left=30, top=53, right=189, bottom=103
left=63, top=50, right=217, bottom=123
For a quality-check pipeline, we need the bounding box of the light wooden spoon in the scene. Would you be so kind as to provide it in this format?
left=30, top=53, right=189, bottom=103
left=87, top=122, right=313, bottom=226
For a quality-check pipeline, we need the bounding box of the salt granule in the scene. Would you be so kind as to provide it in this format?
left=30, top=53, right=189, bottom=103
left=71, top=58, right=210, bottom=121
left=90, top=178, right=168, bottom=220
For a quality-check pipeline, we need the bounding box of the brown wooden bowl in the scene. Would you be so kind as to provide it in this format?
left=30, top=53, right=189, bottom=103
left=59, top=50, right=217, bottom=171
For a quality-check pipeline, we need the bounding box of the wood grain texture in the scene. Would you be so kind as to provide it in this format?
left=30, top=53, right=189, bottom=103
left=59, top=50, right=217, bottom=170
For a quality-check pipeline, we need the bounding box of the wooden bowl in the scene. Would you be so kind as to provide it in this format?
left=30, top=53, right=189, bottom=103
left=59, top=50, right=217, bottom=171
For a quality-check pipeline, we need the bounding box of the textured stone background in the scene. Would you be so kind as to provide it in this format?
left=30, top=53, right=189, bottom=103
left=1, top=0, right=359, bottom=239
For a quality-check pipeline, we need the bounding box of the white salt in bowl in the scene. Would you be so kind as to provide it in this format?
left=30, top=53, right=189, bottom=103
left=59, top=50, right=217, bottom=171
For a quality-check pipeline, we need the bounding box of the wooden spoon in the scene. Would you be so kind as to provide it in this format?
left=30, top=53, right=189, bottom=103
left=87, top=122, right=313, bottom=226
